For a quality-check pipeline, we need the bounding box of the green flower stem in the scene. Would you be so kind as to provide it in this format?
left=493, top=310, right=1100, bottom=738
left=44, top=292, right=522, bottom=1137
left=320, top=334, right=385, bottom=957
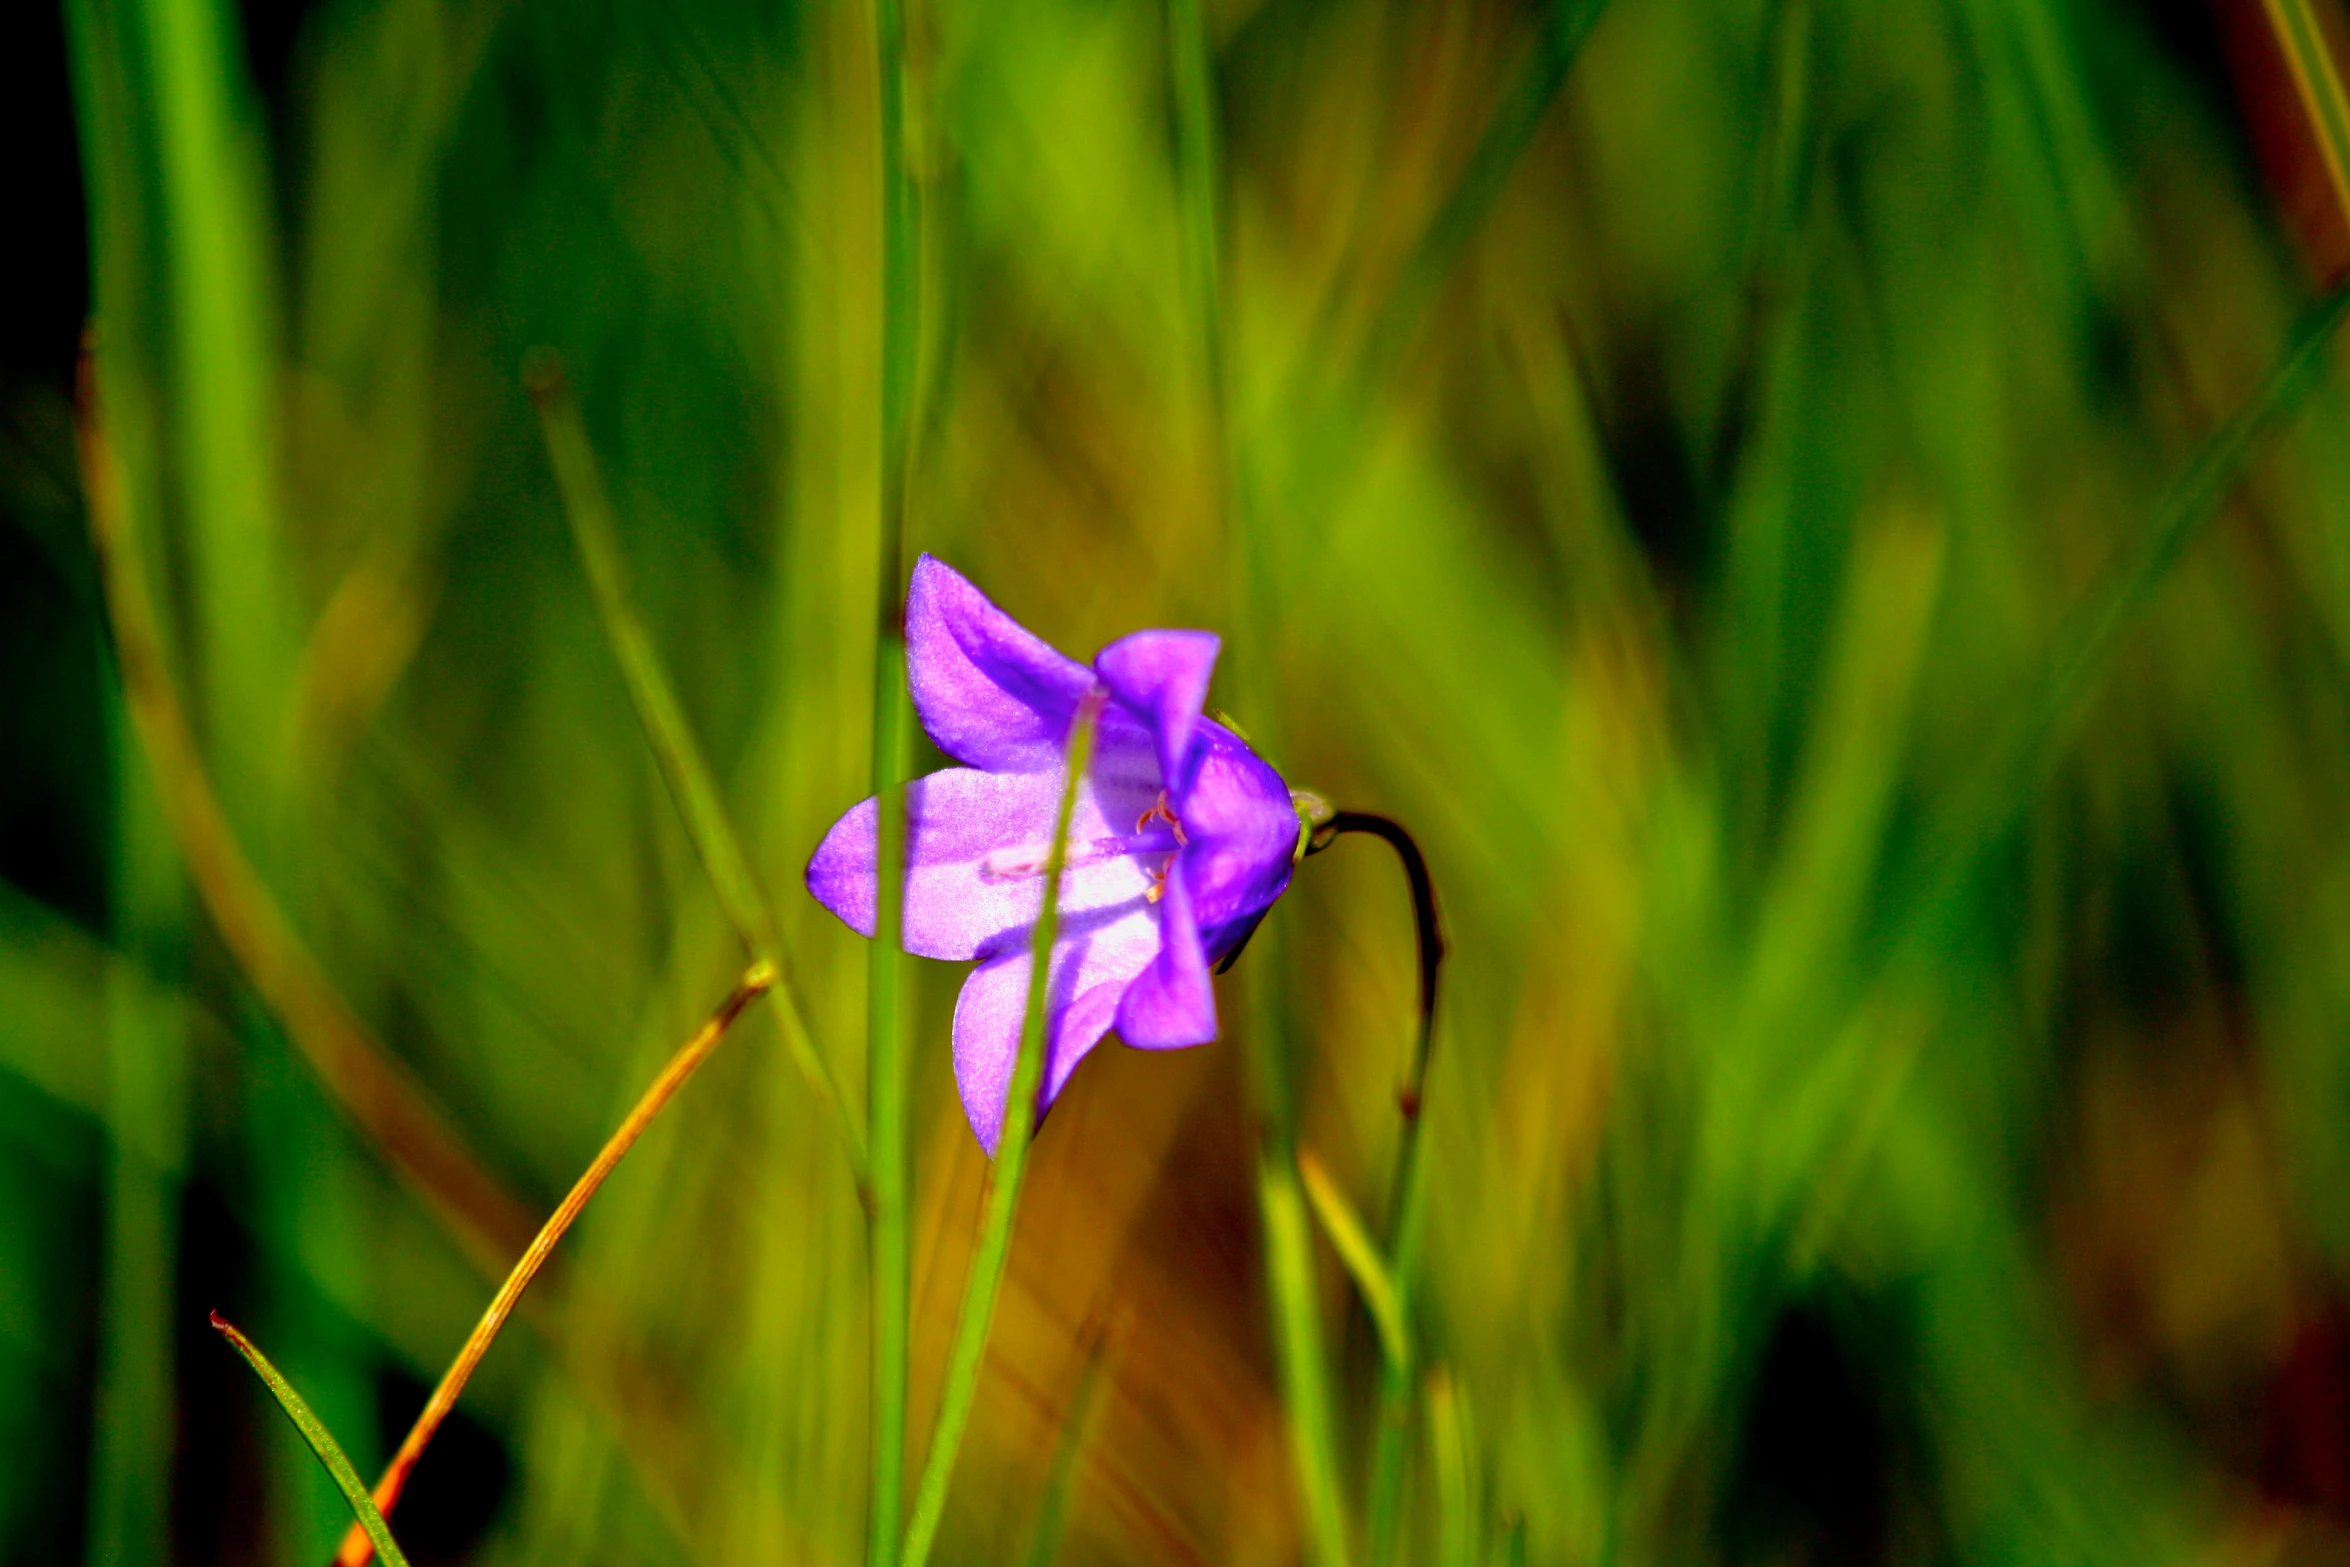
left=526, top=355, right=867, bottom=1188
left=869, top=0, right=923, bottom=1554
left=211, top=1314, right=413, bottom=1567
left=900, top=692, right=1105, bottom=1567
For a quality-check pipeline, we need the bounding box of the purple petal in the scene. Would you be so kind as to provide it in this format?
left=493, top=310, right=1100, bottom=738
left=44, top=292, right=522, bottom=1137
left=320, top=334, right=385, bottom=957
left=1113, top=867, right=1218, bottom=1049
left=953, top=907, right=1159, bottom=1155
left=1094, top=629, right=1219, bottom=792
left=905, top=555, right=1097, bottom=771
left=805, top=766, right=1160, bottom=960
left=1172, top=722, right=1299, bottom=945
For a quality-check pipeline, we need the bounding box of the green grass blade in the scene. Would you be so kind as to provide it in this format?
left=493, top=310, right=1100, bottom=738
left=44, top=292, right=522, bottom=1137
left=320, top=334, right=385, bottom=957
left=1298, top=1149, right=1409, bottom=1371
left=1260, top=1148, right=1354, bottom=1567
left=1907, top=280, right=2350, bottom=912
left=85, top=695, right=188, bottom=1567
left=1018, top=1323, right=1114, bottom=1567
left=134, top=0, right=289, bottom=793
left=1169, top=2, right=1351, bottom=1557
left=869, top=0, right=924, bottom=1554
left=2265, top=0, right=2350, bottom=234
left=211, top=1314, right=414, bottom=1567
left=1426, top=1369, right=1473, bottom=1567
left=1351, top=0, right=1611, bottom=389
left=525, top=352, right=868, bottom=1186
left=900, top=692, right=1104, bottom=1567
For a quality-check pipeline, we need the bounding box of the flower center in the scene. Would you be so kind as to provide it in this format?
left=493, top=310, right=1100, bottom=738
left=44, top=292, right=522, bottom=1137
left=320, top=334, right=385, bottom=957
left=978, top=794, right=1187, bottom=888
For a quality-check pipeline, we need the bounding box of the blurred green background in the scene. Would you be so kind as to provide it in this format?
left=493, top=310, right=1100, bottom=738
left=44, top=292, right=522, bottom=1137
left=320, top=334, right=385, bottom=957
left=14, top=0, right=2350, bottom=1560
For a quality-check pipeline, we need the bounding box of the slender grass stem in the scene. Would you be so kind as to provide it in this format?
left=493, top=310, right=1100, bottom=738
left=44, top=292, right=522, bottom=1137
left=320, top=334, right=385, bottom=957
left=899, top=693, right=1104, bottom=1567
left=526, top=355, right=867, bottom=1186
left=1425, top=1369, right=1472, bottom=1567
left=869, top=0, right=924, bottom=1555
left=1348, top=0, right=1611, bottom=391
left=330, top=965, right=774, bottom=1567
left=1018, top=1315, right=1116, bottom=1567
left=1298, top=1150, right=1408, bottom=1370
left=2263, top=0, right=2350, bottom=241
left=1259, top=1146, right=1354, bottom=1567
left=213, top=1315, right=414, bottom=1567
left=77, top=343, right=539, bottom=1278
left=897, top=695, right=1109, bottom=1567
left=1169, top=1, right=1350, bottom=1559
left=1903, top=280, right=2350, bottom=915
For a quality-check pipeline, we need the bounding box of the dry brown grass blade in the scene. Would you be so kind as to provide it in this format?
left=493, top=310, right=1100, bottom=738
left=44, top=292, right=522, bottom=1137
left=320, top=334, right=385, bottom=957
left=76, top=341, right=539, bottom=1275
left=334, top=962, right=775, bottom=1567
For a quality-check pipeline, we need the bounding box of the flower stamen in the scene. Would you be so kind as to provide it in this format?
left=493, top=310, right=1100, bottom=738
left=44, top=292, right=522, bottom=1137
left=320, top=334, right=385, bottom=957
left=1137, top=791, right=1189, bottom=846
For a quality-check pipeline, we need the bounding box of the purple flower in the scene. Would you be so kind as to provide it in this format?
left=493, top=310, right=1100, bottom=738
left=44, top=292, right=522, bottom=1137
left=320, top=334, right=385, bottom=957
left=807, top=556, right=1300, bottom=1154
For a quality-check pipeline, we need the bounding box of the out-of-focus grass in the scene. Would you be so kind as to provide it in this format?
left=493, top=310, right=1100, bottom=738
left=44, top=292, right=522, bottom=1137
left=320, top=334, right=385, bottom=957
left=11, top=0, right=2350, bottom=1562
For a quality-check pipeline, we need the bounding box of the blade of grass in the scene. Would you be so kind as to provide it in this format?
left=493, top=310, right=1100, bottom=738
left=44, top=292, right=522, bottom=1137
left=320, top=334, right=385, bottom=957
left=900, top=692, right=1105, bottom=1567
left=869, top=0, right=924, bottom=1555
left=85, top=691, right=188, bottom=1567
left=79, top=344, right=540, bottom=1278
left=214, top=1315, right=414, bottom=1567
left=2262, top=0, right=2350, bottom=251
left=1903, top=280, right=2350, bottom=917
left=1349, top=0, right=1611, bottom=392
left=1169, top=0, right=1351, bottom=1559
left=1018, top=1316, right=1116, bottom=1567
left=331, top=963, right=775, bottom=1567
left=133, top=0, right=288, bottom=785
left=525, top=353, right=867, bottom=1187
left=1766, top=289, right=2350, bottom=1331
left=1259, top=1145, right=1354, bottom=1567
left=1298, top=1149, right=1408, bottom=1371
left=1426, top=1368, right=1473, bottom=1567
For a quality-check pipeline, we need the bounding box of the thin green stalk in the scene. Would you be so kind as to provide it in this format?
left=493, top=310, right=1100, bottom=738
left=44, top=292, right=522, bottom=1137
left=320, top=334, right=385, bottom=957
left=1426, top=1370, right=1472, bottom=1567
left=869, top=0, right=924, bottom=1556
left=1169, top=1, right=1349, bottom=1560
left=867, top=660, right=911, bottom=1567
left=2265, top=0, right=2350, bottom=235
left=526, top=355, right=868, bottom=1186
left=1298, top=1150, right=1407, bottom=1370
left=1366, top=1139, right=1429, bottom=1567
left=212, top=1315, right=413, bottom=1567
left=134, top=0, right=288, bottom=791
left=1349, top=0, right=1611, bottom=392
left=86, top=694, right=186, bottom=1567
left=1260, top=1143, right=1354, bottom=1567
left=1902, top=280, right=2350, bottom=916
left=1169, top=0, right=1228, bottom=451
left=1019, top=1321, right=1114, bottom=1567
left=900, top=692, right=1105, bottom=1567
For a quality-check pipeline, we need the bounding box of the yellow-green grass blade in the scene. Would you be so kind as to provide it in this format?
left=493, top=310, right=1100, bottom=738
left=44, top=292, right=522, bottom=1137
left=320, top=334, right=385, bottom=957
left=900, top=692, right=1103, bottom=1567
left=212, top=1314, right=414, bottom=1567
left=527, top=352, right=868, bottom=1187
